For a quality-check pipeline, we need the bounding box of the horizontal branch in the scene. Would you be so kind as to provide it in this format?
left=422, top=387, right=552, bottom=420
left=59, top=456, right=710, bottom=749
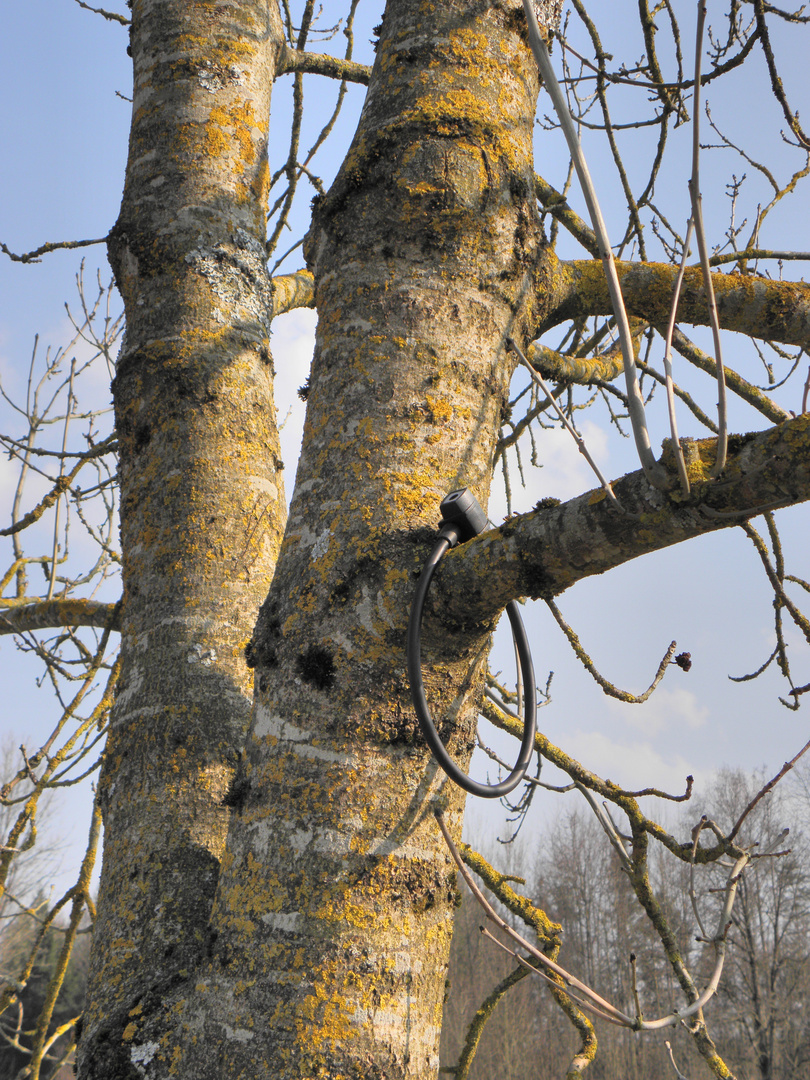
left=435, top=413, right=810, bottom=624
left=0, top=236, right=107, bottom=264
left=708, top=248, right=810, bottom=267
left=0, top=598, right=121, bottom=637
left=276, top=44, right=371, bottom=85
left=528, top=338, right=624, bottom=384
left=549, top=260, right=810, bottom=347
left=271, top=269, right=315, bottom=316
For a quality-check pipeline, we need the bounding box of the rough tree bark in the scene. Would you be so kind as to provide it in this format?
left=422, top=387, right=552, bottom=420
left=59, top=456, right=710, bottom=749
left=73, top=1, right=810, bottom=1078
left=79, top=1, right=288, bottom=1073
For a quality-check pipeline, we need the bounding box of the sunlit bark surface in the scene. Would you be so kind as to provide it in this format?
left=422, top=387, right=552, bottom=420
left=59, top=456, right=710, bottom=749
left=78, top=2, right=286, bottom=1076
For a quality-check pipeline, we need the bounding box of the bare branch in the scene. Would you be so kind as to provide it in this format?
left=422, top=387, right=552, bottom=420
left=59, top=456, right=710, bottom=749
left=72, top=0, right=129, bottom=25
left=665, top=1040, right=691, bottom=1080
left=0, top=434, right=117, bottom=538
left=523, top=0, right=666, bottom=487
left=437, top=810, right=751, bottom=1032
left=666, top=326, right=790, bottom=425
left=753, top=0, right=810, bottom=148
left=687, top=2, right=728, bottom=476
left=729, top=736, right=810, bottom=840
left=0, top=237, right=107, bottom=264
left=509, top=338, right=621, bottom=509
left=708, top=247, right=810, bottom=266
left=0, top=599, right=121, bottom=637
left=546, top=598, right=678, bottom=702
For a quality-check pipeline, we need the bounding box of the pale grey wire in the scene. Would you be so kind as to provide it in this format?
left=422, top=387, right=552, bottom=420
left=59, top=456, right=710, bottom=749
left=521, top=0, right=667, bottom=489
left=688, top=1, right=728, bottom=476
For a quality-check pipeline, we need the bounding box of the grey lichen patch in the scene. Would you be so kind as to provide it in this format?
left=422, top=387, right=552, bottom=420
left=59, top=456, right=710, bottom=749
left=130, top=1040, right=161, bottom=1078
left=197, top=59, right=245, bottom=94
left=184, top=232, right=274, bottom=335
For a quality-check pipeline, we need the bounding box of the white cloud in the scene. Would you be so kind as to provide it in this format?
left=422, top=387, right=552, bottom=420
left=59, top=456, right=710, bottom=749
left=562, top=728, right=705, bottom=797
left=606, top=686, right=710, bottom=736
left=489, top=419, right=611, bottom=523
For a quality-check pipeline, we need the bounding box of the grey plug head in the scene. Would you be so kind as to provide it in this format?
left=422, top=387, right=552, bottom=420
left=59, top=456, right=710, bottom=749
left=439, top=488, right=489, bottom=543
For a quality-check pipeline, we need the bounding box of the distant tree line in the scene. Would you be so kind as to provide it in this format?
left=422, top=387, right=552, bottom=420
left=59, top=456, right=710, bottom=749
left=440, top=770, right=810, bottom=1080
left=0, top=751, right=91, bottom=1080
left=0, top=906, right=89, bottom=1080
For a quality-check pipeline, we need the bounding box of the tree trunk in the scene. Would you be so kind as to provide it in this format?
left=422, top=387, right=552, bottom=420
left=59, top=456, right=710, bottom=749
left=73, top=1, right=810, bottom=1078
left=78, top=2, right=287, bottom=1075
left=170, top=1, right=554, bottom=1075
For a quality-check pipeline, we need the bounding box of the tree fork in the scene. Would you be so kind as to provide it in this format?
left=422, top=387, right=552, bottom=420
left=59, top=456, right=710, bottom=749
left=114, top=1, right=563, bottom=1077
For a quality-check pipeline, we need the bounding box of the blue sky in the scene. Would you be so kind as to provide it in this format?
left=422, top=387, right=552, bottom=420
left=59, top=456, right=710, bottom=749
left=1, top=1, right=809, bottom=886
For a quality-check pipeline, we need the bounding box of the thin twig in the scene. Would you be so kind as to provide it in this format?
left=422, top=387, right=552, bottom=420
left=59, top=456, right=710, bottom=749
left=47, top=360, right=76, bottom=602
left=662, top=219, right=694, bottom=494
left=0, top=237, right=107, bottom=264
left=436, top=810, right=636, bottom=1025
left=436, top=807, right=751, bottom=1032
left=508, top=339, right=622, bottom=510
left=689, top=816, right=710, bottom=941
left=689, top=2, right=728, bottom=476
left=546, top=598, right=678, bottom=703
left=72, top=0, right=129, bottom=24
left=665, top=1040, right=691, bottom=1080
left=522, top=0, right=667, bottom=489
left=729, top=736, right=810, bottom=840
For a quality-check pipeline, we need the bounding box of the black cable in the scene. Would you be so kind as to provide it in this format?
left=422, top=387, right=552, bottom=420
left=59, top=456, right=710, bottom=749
left=407, top=490, right=537, bottom=798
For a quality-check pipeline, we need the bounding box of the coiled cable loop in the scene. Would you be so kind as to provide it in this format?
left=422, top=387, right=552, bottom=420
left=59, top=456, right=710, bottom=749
left=407, top=489, right=537, bottom=798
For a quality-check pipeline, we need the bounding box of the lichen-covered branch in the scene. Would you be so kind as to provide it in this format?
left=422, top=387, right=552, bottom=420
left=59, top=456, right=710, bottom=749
left=277, top=43, right=371, bottom=85
left=438, top=413, right=810, bottom=621
left=456, top=843, right=597, bottom=1076
left=271, top=268, right=315, bottom=315
left=0, top=598, right=121, bottom=637
left=528, top=337, right=624, bottom=383
left=549, top=259, right=810, bottom=347
left=447, top=966, right=531, bottom=1080
left=545, top=597, right=678, bottom=702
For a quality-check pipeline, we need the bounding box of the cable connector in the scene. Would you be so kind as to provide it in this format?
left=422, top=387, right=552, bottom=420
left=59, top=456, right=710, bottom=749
left=407, top=489, right=537, bottom=799
left=438, top=488, right=489, bottom=545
